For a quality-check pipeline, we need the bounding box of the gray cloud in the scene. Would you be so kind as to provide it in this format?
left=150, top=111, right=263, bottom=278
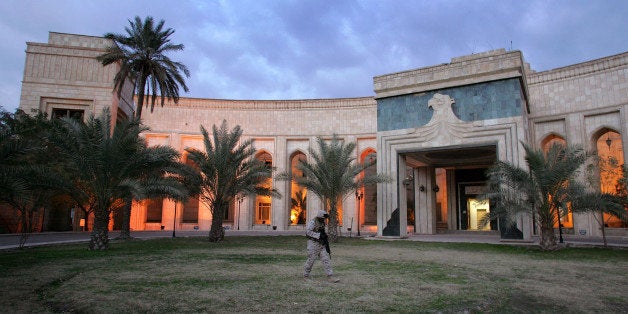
left=1, top=0, right=627, bottom=112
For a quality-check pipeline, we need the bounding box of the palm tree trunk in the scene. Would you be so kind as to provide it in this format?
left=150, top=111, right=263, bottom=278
left=89, top=209, right=110, bottom=250
left=18, top=207, right=32, bottom=248
left=539, top=224, right=558, bottom=251
left=134, top=75, right=147, bottom=119
left=208, top=202, right=225, bottom=242
left=118, top=199, right=132, bottom=240
left=328, top=199, right=340, bottom=243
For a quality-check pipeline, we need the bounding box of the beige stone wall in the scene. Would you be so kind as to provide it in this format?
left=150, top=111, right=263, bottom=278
left=19, top=32, right=133, bottom=120
left=139, top=97, right=378, bottom=231
left=527, top=52, right=628, bottom=118
left=527, top=52, right=628, bottom=237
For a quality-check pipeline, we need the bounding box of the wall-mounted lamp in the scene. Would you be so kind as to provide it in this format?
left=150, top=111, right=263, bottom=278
left=606, top=135, right=612, bottom=150
left=433, top=185, right=440, bottom=193
left=402, top=175, right=413, bottom=187
left=419, top=185, right=425, bottom=192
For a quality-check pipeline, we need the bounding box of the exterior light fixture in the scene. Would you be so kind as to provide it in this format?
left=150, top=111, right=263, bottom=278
left=606, top=135, right=612, bottom=150
left=355, top=190, right=363, bottom=236
left=402, top=175, right=413, bottom=187
left=172, top=203, right=178, bottom=238
left=237, top=194, right=245, bottom=230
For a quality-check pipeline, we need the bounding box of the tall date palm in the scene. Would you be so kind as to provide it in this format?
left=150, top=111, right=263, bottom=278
left=0, top=109, right=58, bottom=245
left=52, top=109, right=190, bottom=250
left=277, top=135, right=390, bottom=242
left=185, top=120, right=278, bottom=242
left=97, top=16, right=190, bottom=239
left=485, top=142, right=587, bottom=250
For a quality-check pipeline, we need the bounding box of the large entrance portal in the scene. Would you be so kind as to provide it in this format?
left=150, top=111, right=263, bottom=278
left=402, top=145, right=498, bottom=234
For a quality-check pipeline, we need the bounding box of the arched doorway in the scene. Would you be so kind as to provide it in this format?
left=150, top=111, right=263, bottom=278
left=254, top=151, right=273, bottom=226
left=541, top=134, right=573, bottom=230
left=182, top=156, right=199, bottom=226
left=359, top=149, right=378, bottom=233
left=289, top=151, right=307, bottom=225
left=595, top=129, right=627, bottom=228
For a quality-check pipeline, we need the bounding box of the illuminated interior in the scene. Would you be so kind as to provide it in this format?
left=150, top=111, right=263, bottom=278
left=597, top=130, right=627, bottom=228
left=289, top=152, right=307, bottom=225
left=435, top=168, right=447, bottom=228
left=542, top=135, right=573, bottom=228
left=255, top=151, right=273, bottom=225
left=182, top=156, right=199, bottom=223
left=360, top=150, right=378, bottom=225
left=467, top=198, right=490, bottom=230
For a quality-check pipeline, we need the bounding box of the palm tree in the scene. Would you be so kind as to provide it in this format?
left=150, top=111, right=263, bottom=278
left=185, top=120, right=279, bottom=242
left=576, top=160, right=628, bottom=246
left=97, top=16, right=190, bottom=119
left=277, top=135, right=390, bottom=242
left=0, top=109, right=58, bottom=245
left=97, top=16, right=190, bottom=239
left=51, top=109, right=191, bottom=250
left=485, top=142, right=589, bottom=250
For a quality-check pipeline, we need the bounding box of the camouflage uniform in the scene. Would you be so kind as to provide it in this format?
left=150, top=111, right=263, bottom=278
left=303, top=210, right=334, bottom=278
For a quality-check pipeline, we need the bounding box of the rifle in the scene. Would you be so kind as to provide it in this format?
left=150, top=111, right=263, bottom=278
left=320, top=229, right=331, bottom=258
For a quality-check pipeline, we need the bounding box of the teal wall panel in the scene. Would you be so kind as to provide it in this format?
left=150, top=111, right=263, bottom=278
left=377, top=78, right=524, bottom=131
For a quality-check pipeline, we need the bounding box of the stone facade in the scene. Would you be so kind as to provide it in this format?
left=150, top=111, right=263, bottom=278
left=375, top=49, right=628, bottom=239
left=15, top=33, right=628, bottom=239
left=137, top=97, right=377, bottom=232
left=19, top=32, right=134, bottom=122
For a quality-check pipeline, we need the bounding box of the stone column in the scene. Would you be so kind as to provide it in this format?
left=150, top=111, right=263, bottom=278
left=446, top=169, right=456, bottom=230
left=567, top=113, right=598, bottom=236
left=415, top=166, right=436, bottom=234
left=306, top=137, right=322, bottom=221
left=273, top=137, right=288, bottom=230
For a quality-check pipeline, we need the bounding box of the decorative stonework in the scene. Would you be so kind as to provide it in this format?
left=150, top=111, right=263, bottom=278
left=422, top=93, right=469, bottom=142
left=427, top=93, right=459, bottom=123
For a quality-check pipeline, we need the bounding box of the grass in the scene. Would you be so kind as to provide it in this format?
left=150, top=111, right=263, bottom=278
left=1, top=236, right=627, bottom=313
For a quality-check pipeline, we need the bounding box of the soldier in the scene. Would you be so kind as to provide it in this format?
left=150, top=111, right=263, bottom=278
left=303, top=209, right=339, bottom=283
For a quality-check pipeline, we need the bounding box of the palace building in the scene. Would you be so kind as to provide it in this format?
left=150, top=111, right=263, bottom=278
left=12, top=32, right=628, bottom=240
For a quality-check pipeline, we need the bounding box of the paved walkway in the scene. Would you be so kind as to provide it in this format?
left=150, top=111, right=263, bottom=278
left=1, top=230, right=626, bottom=250
left=404, top=233, right=628, bottom=248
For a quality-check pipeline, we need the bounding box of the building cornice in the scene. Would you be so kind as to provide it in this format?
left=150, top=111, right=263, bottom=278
left=156, top=96, right=377, bottom=111
left=373, top=49, right=526, bottom=99
left=526, top=52, right=628, bottom=85
left=25, top=42, right=106, bottom=58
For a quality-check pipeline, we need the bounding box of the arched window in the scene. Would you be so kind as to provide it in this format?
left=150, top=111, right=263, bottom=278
left=255, top=151, right=273, bottom=225
left=596, top=130, right=626, bottom=228
left=182, top=156, right=199, bottom=224
left=289, top=152, right=307, bottom=225
left=541, top=135, right=572, bottom=229
left=361, top=150, right=378, bottom=225
left=145, top=198, right=163, bottom=223
left=541, top=134, right=566, bottom=150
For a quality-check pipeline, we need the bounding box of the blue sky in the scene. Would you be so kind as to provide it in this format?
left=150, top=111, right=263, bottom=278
left=1, top=0, right=627, bottom=112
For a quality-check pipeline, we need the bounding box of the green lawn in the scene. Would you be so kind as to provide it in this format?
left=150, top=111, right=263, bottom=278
left=1, top=236, right=626, bottom=313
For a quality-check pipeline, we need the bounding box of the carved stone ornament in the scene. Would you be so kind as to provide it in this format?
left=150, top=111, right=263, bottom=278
left=420, top=93, right=470, bottom=143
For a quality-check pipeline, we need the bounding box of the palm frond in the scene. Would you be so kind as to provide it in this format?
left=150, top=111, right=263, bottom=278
left=97, top=16, right=189, bottom=118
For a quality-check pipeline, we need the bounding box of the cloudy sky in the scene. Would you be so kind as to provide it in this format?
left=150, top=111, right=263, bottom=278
left=1, top=0, right=627, bottom=112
